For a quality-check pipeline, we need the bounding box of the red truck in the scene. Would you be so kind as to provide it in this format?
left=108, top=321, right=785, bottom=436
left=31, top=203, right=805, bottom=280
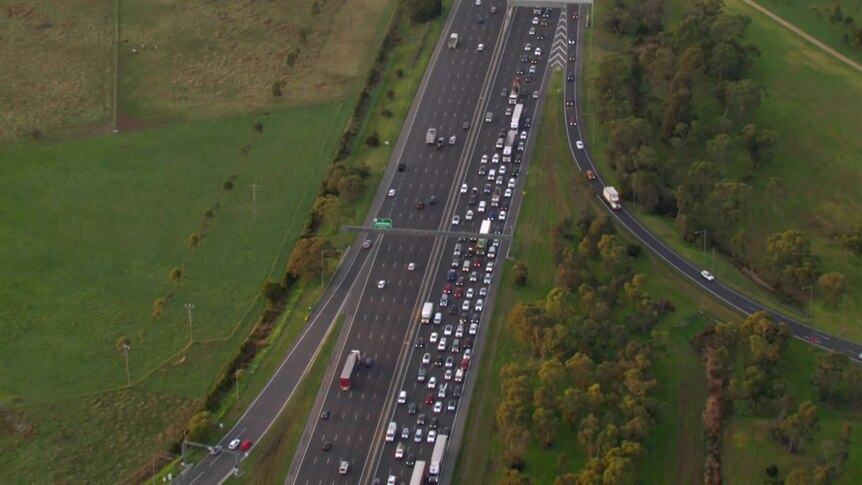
left=339, top=350, right=361, bottom=390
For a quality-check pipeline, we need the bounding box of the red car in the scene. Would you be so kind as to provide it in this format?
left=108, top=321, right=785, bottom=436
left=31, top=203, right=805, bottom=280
left=443, top=283, right=452, bottom=294
left=453, top=287, right=463, bottom=299
left=586, top=170, right=596, bottom=180
left=425, top=393, right=434, bottom=405
left=572, top=12, right=579, bottom=20
left=569, top=116, right=577, bottom=126
left=239, top=439, right=252, bottom=451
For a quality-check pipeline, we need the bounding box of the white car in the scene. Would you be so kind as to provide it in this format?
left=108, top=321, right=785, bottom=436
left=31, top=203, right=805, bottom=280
left=499, top=210, right=507, bottom=221
left=504, top=188, right=513, bottom=198
left=339, top=460, right=349, bottom=475
left=387, top=188, right=396, bottom=197
left=534, top=47, right=542, bottom=56
left=228, top=439, right=241, bottom=450
left=427, top=376, right=437, bottom=389
left=444, top=324, right=453, bottom=336
left=427, top=429, right=437, bottom=443
left=407, top=262, right=416, bottom=271
left=492, top=153, right=500, bottom=164
left=576, top=140, right=584, bottom=150
left=466, top=288, right=475, bottom=298
left=452, top=215, right=461, bottom=226
left=479, top=286, right=488, bottom=297
left=469, top=323, right=478, bottom=335
left=422, top=352, right=431, bottom=364
left=478, top=201, right=486, bottom=213
left=477, top=43, right=485, bottom=52
left=444, top=369, right=453, bottom=381
left=701, top=270, right=716, bottom=281
left=438, top=337, right=447, bottom=352
left=461, top=183, right=468, bottom=194
left=481, top=154, right=489, bottom=164
left=508, top=177, right=516, bottom=188
left=475, top=299, right=484, bottom=312
left=465, top=210, right=474, bottom=221
left=449, top=135, right=457, bottom=145
left=483, top=273, right=492, bottom=285
left=395, top=443, right=405, bottom=460
left=524, top=43, right=532, bottom=52
left=486, top=262, right=494, bottom=273
left=462, top=300, right=471, bottom=311
left=414, top=427, right=423, bottom=442
left=475, top=0, right=481, bottom=5
left=398, top=390, right=407, bottom=404
left=377, top=280, right=386, bottom=289
left=388, top=476, right=397, bottom=485
left=433, top=401, right=443, bottom=413
left=499, top=165, right=506, bottom=175
left=430, top=332, right=439, bottom=343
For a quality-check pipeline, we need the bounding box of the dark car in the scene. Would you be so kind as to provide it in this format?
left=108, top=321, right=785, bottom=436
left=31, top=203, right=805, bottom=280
left=568, top=54, right=576, bottom=62
left=448, top=306, right=458, bottom=315
left=569, top=116, right=577, bottom=126
left=463, top=121, right=471, bottom=130
left=430, top=417, right=439, bottom=429
left=398, top=163, right=407, bottom=172
left=364, top=357, right=374, bottom=368
left=516, top=68, right=525, bottom=75
left=523, top=117, right=532, bottom=128
left=414, top=337, right=425, bottom=349
left=566, top=98, right=574, bottom=107
left=322, top=441, right=332, bottom=451
left=434, top=356, right=444, bottom=367
left=406, top=453, right=416, bottom=466
left=567, top=73, right=575, bottom=82
left=442, top=426, right=451, bottom=436
left=408, top=402, right=418, bottom=415
left=520, top=55, right=529, bottom=63
left=320, top=410, right=331, bottom=420
left=447, top=269, right=456, bottom=281
left=453, top=385, right=462, bottom=398
left=429, top=195, right=438, bottom=205
left=416, top=202, right=425, bottom=210
left=536, top=34, right=545, bottom=40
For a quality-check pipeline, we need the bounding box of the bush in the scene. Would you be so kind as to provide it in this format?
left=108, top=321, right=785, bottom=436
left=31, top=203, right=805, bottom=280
left=387, top=89, right=395, bottom=99
left=271, top=81, right=283, bottom=97
left=365, top=132, right=381, bottom=147
left=395, top=68, right=404, bottom=78
left=188, top=233, right=200, bottom=249
left=626, top=243, right=643, bottom=258
left=253, top=121, right=263, bottom=133
left=223, top=180, right=234, bottom=190
left=380, top=108, right=393, bottom=118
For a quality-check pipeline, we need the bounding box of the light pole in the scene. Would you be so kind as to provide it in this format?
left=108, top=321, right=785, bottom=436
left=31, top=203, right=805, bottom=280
left=185, top=303, right=195, bottom=343
left=122, top=342, right=131, bottom=387
left=695, top=230, right=707, bottom=267
left=801, top=285, right=814, bottom=319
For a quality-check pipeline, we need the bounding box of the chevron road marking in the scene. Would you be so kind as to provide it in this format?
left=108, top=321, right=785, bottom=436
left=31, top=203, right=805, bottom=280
left=549, top=6, right=568, bottom=69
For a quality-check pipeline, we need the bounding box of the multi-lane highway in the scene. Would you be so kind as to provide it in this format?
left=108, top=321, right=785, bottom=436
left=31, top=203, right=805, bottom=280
left=288, top=2, right=565, bottom=483
left=561, top=7, right=862, bottom=360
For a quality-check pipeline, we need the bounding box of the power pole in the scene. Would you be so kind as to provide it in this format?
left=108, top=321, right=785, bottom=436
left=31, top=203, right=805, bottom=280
left=122, top=343, right=131, bottom=387
left=185, top=303, right=195, bottom=343
left=251, top=184, right=259, bottom=221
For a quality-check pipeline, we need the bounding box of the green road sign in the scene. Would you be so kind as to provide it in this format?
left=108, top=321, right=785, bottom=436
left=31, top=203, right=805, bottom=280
left=372, top=218, right=393, bottom=230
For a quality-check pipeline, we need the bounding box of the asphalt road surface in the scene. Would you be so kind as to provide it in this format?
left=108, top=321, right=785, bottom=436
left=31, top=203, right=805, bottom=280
left=288, top=3, right=563, bottom=485
left=561, top=6, right=862, bottom=360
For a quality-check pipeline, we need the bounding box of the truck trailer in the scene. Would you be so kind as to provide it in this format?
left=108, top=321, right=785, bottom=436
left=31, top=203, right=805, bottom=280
left=339, top=350, right=361, bottom=390
left=421, top=302, right=434, bottom=324
left=602, top=186, right=621, bottom=210
left=503, top=130, right=517, bottom=156
left=510, top=103, right=524, bottom=130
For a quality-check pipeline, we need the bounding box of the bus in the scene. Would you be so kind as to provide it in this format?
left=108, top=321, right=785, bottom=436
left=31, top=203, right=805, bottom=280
left=510, top=103, right=524, bottom=129
left=427, top=434, right=448, bottom=483
left=410, top=460, right=428, bottom=485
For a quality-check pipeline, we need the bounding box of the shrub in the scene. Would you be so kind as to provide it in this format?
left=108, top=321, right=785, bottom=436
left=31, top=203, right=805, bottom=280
left=365, top=132, right=381, bottom=147
left=223, top=180, right=234, bottom=190
left=253, top=121, right=263, bottom=133
left=271, top=81, right=283, bottom=97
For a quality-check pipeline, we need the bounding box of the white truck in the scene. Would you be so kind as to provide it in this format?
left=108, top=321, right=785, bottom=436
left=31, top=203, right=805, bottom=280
left=479, top=219, right=492, bottom=235
left=425, top=127, right=437, bottom=144
left=510, top=103, right=524, bottom=130
left=491, top=186, right=501, bottom=207
left=603, top=186, right=621, bottom=210
left=421, top=302, right=434, bottom=324
left=448, top=33, right=459, bottom=49
left=502, top=130, right=517, bottom=156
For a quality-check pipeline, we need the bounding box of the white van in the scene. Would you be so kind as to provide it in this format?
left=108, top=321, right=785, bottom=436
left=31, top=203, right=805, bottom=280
left=386, top=421, right=397, bottom=442
left=434, top=312, right=443, bottom=325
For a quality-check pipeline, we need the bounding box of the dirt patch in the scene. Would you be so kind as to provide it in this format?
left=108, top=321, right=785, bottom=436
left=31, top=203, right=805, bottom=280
left=740, top=266, right=776, bottom=292
left=117, top=112, right=147, bottom=133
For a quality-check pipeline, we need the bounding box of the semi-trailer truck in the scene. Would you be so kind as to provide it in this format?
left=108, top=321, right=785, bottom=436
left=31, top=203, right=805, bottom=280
left=510, top=103, right=524, bottom=130
left=603, top=186, right=621, bottom=210
left=503, top=130, right=517, bottom=156
left=339, top=350, right=361, bottom=390
left=421, top=302, right=434, bottom=324
left=491, top=186, right=501, bottom=207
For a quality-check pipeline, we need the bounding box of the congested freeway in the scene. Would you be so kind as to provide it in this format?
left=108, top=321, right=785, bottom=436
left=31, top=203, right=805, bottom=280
left=288, top=2, right=565, bottom=485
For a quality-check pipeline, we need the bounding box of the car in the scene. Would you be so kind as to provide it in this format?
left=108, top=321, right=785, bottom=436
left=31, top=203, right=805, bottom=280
left=453, top=287, right=463, bottom=299
left=448, top=400, right=457, bottom=412
left=444, top=324, right=453, bottom=336
left=479, top=286, right=488, bottom=297
left=417, top=367, right=426, bottom=382
left=508, top=177, right=516, bottom=188
left=395, top=442, right=405, bottom=460
left=485, top=261, right=494, bottom=273
left=529, top=26, right=536, bottom=36
left=433, top=401, right=443, bottom=413
left=239, top=440, right=251, bottom=452
left=461, top=183, right=468, bottom=194
left=475, top=299, right=484, bottom=312
left=402, top=427, right=410, bottom=439
left=567, top=73, right=575, bottom=82
left=469, top=271, right=478, bottom=283
left=501, top=87, right=509, bottom=97
left=427, top=429, right=437, bottom=443
left=492, top=153, right=500, bottom=164
left=524, top=43, right=532, bottom=52
left=429, top=195, right=438, bottom=205
left=464, top=348, right=473, bottom=361
left=425, top=393, right=434, bottom=405
left=362, top=239, right=372, bottom=249
left=448, top=305, right=458, bottom=315
left=408, top=402, right=418, bottom=415
left=465, top=210, right=474, bottom=221
left=422, top=352, right=431, bottom=364
left=454, top=243, right=462, bottom=256
left=377, top=280, right=386, bottom=289
left=407, top=262, right=416, bottom=272
left=568, top=37, right=576, bottom=45
left=531, top=57, right=539, bottom=64
left=320, top=410, right=332, bottom=420
left=462, top=260, right=471, bottom=273
left=398, top=163, right=407, bottom=172
left=406, top=453, right=416, bottom=466
left=437, top=136, right=445, bottom=148
left=484, top=111, right=494, bottom=123
left=586, top=170, right=596, bottom=180
left=524, top=75, right=533, bottom=83
left=477, top=43, right=485, bottom=52
left=434, top=355, right=444, bottom=367
left=569, top=54, right=576, bottom=62
left=414, top=427, right=423, bottom=443
left=569, top=116, right=577, bottom=126
left=499, top=164, right=508, bottom=175
left=499, top=210, right=507, bottom=221
left=453, top=385, right=462, bottom=398
left=322, top=441, right=332, bottom=451
left=339, top=460, right=350, bottom=475
left=452, top=215, right=460, bottom=226
left=364, top=356, right=374, bottom=368
left=461, top=357, right=470, bottom=370
left=430, top=331, right=439, bottom=343
left=427, top=376, right=437, bottom=389
left=478, top=200, right=487, bottom=212
left=483, top=184, right=492, bottom=194
left=449, top=135, right=457, bottom=145
left=536, top=34, right=545, bottom=41
left=388, top=476, right=397, bottom=485
left=398, top=390, right=407, bottom=404
left=566, top=98, right=574, bottom=107
left=504, top=105, right=513, bottom=117
left=462, top=300, right=471, bottom=311
left=524, top=117, right=532, bottom=128
left=456, top=276, right=465, bottom=287
left=532, top=16, right=539, bottom=25
left=478, top=165, right=487, bottom=176
left=520, top=55, right=529, bottom=63
left=445, top=355, right=454, bottom=368
left=532, top=90, right=540, bottom=99
left=465, top=288, right=475, bottom=299
left=417, top=413, right=427, bottom=426
left=484, top=273, right=492, bottom=284
left=387, top=188, right=396, bottom=197
left=444, top=369, right=453, bottom=381
left=572, top=11, right=579, bottom=20
left=438, top=337, right=447, bottom=352
left=576, top=140, right=584, bottom=150
left=475, top=0, right=481, bottom=5
left=504, top=188, right=513, bottom=198
left=534, top=47, right=542, bottom=56
left=472, top=258, right=482, bottom=269
left=701, top=270, right=716, bottom=281
left=228, top=438, right=241, bottom=450
left=447, top=269, right=456, bottom=281
left=463, top=121, right=471, bottom=132
left=469, top=323, right=478, bottom=335
left=416, top=202, right=425, bottom=210
left=455, top=324, right=464, bottom=338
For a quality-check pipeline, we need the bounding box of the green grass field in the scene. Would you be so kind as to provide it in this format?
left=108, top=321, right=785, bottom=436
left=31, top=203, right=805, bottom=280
left=581, top=0, right=862, bottom=342
left=743, top=0, right=862, bottom=66
left=0, top=104, right=348, bottom=481
left=454, top=72, right=740, bottom=483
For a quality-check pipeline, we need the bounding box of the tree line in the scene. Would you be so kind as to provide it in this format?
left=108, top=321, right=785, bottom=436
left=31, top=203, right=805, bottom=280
left=496, top=214, right=675, bottom=484
left=594, top=0, right=850, bottom=305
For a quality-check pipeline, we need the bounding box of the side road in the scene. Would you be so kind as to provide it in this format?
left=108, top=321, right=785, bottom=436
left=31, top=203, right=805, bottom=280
left=742, top=0, right=862, bottom=75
